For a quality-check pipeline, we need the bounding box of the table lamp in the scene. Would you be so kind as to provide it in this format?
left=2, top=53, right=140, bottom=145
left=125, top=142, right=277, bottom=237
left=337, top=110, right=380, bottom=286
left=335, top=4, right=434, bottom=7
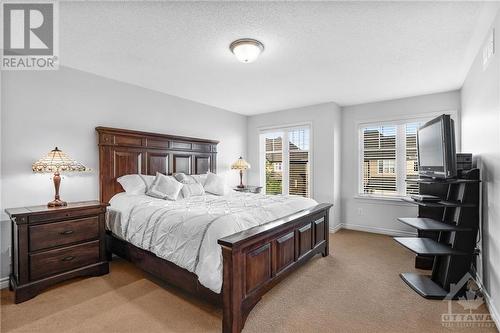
left=231, top=156, right=251, bottom=189
left=32, top=147, right=89, bottom=207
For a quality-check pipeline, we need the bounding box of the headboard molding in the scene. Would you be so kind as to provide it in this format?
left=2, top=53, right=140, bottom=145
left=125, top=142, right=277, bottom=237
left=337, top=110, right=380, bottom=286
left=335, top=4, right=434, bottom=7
left=96, top=127, right=218, bottom=203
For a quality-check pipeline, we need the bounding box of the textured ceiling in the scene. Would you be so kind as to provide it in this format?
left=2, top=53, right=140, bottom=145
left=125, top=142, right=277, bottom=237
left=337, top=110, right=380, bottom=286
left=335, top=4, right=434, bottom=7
left=59, top=1, right=497, bottom=115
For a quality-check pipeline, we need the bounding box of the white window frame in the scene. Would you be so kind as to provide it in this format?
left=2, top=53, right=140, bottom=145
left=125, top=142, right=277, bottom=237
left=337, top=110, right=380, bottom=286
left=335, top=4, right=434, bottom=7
left=259, top=122, right=313, bottom=198
left=378, top=160, right=395, bottom=174
left=357, top=110, right=459, bottom=200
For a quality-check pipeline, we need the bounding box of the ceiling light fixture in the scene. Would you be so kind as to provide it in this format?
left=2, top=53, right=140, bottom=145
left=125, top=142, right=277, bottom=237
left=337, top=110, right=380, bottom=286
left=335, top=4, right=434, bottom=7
left=229, top=38, right=264, bottom=63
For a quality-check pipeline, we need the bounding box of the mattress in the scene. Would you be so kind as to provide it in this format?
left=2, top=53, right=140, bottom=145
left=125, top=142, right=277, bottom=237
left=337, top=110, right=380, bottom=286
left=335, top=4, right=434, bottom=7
left=107, top=191, right=318, bottom=293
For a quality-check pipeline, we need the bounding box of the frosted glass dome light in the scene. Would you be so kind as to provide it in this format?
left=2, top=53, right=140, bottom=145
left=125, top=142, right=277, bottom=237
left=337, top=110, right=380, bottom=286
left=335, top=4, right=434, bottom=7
left=230, top=39, right=264, bottom=63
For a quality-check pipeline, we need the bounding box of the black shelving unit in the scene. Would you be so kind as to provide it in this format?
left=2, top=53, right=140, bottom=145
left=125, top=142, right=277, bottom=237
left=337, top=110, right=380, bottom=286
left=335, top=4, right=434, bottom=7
left=394, top=237, right=468, bottom=256
left=394, top=168, right=480, bottom=299
left=402, top=198, right=477, bottom=208
left=397, top=217, right=472, bottom=232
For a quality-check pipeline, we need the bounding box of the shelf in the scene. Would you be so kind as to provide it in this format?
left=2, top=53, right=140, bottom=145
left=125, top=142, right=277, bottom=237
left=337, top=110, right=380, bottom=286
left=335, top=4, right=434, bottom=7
left=394, top=237, right=468, bottom=256
left=400, top=273, right=448, bottom=299
left=397, top=217, right=472, bottom=232
left=402, top=197, right=477, bottom=208
left=406, top=178, right=480, bottom=184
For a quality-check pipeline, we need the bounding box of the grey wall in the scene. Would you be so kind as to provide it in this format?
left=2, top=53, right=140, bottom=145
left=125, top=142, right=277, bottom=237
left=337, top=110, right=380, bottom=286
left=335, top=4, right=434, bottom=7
left=0, top=66, right=247, bottom=280
left=461, top=10, right=500, bottom=321
left=246, top=102, right=342, bottom=228
left=341, top=91, right=461, bottom=235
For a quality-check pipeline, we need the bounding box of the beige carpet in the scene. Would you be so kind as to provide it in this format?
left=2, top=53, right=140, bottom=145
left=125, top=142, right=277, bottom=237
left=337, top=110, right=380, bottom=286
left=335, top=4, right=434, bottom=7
left=1, top=230, right=497, bottom=333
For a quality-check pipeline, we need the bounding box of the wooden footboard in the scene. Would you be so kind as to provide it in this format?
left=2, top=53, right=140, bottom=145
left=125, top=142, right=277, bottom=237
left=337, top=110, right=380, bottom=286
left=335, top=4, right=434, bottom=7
left=106, top=203, right=332, bottom=333
left=218, top=203, right=332, bottom=333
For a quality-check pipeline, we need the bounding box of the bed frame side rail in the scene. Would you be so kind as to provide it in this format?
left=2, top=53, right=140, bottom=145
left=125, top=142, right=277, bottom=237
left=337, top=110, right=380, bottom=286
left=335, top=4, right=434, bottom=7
left=218, top=203, right=332, bottom=333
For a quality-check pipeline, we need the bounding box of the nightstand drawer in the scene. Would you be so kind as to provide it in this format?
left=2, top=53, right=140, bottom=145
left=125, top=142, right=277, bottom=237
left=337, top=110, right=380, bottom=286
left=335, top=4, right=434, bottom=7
left=29, top=207, right=104, bottom=223
left=29, top=240, right=100, bottom=281
left=29, top=216, right=99, bottom=252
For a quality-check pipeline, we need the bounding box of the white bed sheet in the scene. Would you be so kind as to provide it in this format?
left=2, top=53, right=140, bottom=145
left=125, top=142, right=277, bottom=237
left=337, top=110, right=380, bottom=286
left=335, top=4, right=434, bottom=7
left=107, top=191, right=318, bottom=293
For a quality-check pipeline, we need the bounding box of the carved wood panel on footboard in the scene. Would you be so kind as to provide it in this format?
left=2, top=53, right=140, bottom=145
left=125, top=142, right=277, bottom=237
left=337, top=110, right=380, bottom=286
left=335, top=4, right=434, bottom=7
left=218, top=203, right=332, bottom=333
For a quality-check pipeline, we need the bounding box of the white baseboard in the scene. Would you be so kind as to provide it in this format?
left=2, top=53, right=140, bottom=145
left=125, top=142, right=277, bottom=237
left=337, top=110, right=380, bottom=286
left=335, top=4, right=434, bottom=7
left=482, top=286, right=500, bottom=331
left=473, top=273, right=500, bottom=330
left=339, top=223, right=417, bottom=237
left=329, top=223, right=343, bottom=234
left=0, top=276, right=9, bottom=290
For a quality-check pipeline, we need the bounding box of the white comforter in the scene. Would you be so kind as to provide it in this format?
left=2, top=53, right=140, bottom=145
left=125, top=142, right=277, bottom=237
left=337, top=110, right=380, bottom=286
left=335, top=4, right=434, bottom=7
left=107, top=191, right=317, bottom=293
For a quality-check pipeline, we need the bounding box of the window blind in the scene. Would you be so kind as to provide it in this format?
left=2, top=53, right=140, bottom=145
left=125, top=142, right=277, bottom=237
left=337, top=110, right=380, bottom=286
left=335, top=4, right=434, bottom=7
left=288, top=128, right=310, bottom=197
left=405, top=123, right=420, bottom=195
left=261, top=126, right=311, bottom=198
left=359, top=115, right=456, bottom=197
left=362, top=125, right=397, bottom=195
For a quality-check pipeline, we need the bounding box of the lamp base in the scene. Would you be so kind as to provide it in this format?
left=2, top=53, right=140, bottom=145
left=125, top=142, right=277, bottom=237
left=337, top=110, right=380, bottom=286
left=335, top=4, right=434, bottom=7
left=236, top=184, right=245, bottom=189
left=48, top=171, right=67, bottom=207
left=47, top=199, right=67, bottom=207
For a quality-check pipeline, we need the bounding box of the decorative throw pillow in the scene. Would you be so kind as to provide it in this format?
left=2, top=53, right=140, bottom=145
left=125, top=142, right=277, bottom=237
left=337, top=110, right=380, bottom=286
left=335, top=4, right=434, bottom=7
left=192, top=174, right=208, bottom=186
left=146, top=173, right=183, bottom=200
left=204, top=172, right=228, bottom=196
left=117, top=174, right=147, bottom=194
left=181, top=183, right=205, bottom=198
left=174, top=173, right=195, bottom=183
left=174, top=173, right=206, bottom=198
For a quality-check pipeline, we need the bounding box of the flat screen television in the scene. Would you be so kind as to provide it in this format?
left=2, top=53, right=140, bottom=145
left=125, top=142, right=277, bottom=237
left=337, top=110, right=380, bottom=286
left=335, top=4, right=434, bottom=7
left=417, top=114, right=456, bottom=179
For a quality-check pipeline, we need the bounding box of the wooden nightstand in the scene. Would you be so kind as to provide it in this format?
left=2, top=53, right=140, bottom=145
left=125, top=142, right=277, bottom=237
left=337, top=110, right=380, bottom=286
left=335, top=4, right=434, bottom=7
left=233, top=186, right=262, bottom=194
left=5, top=201, right=109, bottom=303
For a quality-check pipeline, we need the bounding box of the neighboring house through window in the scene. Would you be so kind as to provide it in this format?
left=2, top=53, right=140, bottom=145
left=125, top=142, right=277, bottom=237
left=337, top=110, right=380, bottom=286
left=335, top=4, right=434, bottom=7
left=260, top=125, right=311, bottom=197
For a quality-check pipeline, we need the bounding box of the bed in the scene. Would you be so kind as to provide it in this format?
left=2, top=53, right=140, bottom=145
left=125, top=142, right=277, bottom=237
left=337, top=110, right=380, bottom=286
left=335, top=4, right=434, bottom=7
left=97, top=127, right=332, bottom=333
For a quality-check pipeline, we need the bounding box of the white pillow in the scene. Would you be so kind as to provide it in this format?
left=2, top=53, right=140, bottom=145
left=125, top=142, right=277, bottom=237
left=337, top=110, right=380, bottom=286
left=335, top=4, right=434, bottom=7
left=174, top=173, right=205, bottom=198
left=181, top=183, right=205, bottom=198
left=173, top=173, right=194, bottom=183
left=192, top=174, right=208, bottom=186
left=140, top=174, right=156, bottom=190
left=204, top=172, right=228, bottom=196
left=146, top=173, right=183, bottom=200
left=117, top=174, right=146, bottom=194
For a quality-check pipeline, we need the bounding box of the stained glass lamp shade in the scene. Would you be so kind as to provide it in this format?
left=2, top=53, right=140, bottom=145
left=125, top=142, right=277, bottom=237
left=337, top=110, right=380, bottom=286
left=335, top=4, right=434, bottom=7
left=32, top=147, right=89, bottom=207
left=231, top=157, right=251, bottom=188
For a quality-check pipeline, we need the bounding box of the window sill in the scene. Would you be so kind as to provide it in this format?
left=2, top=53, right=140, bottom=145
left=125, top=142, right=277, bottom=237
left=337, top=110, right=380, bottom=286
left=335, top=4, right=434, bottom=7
left=354, top=195, right=416, bottom=206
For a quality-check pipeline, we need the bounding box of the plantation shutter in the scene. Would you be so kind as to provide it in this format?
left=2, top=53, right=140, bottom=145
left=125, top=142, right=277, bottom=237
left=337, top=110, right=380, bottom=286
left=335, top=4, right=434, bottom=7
left=362, top=125, right=397, bottom=195
left=288, top=128, right=310, bottom=197
left=405, top=123, right=420, bottom=195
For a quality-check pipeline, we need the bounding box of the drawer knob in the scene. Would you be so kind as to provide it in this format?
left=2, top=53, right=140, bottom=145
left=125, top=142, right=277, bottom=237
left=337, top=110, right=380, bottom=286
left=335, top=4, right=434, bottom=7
left=61, top=256, right=75, bottom=262
left=60, top=230, right=74, bottom=235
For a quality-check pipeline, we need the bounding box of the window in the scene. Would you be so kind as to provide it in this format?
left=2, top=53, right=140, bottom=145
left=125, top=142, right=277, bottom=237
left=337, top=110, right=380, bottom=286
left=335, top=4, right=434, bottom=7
left=260, top=125, right=311, bottom=197
left=359, top=114, right=457, bottom=198
left=361, top=125, right=397, bottom=195
left=378, top=160, right=396, bottom=174
left=405, top=123, right=420, bottom=196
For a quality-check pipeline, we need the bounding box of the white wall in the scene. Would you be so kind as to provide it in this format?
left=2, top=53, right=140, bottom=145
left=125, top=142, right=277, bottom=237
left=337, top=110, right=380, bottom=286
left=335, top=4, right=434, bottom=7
left=0, top=66, right=247, bottom=280
left=461, top=10, right=500, bottom=323
left=246, top=102, right=342, bottom=228
left=341, top=91, right=461, bottom=235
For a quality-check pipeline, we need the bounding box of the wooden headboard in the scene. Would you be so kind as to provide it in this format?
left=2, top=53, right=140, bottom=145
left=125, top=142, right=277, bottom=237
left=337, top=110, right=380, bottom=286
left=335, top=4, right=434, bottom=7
left=96, top=127, right=218, bottom=203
